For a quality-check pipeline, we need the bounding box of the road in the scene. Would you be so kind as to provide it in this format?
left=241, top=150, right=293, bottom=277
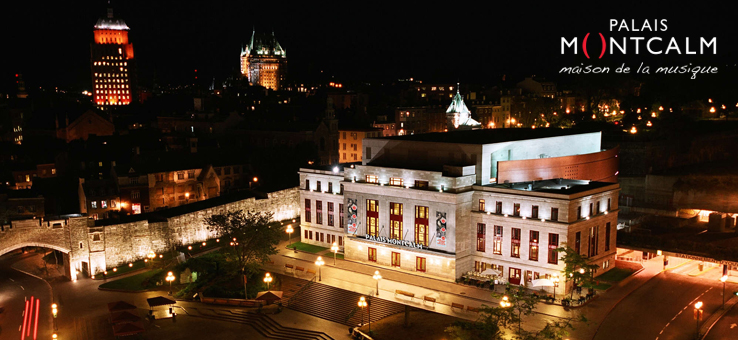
left=704, top=297, right=738, bottom=340
left=0, top=251, right=54, bottom=340
left=594, top=270, right=737, bottom=340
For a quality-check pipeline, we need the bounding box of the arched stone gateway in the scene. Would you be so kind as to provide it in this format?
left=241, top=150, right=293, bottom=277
left=0, top=218, right=78, bottom=279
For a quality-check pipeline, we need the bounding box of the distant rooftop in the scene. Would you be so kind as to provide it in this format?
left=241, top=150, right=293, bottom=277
left=483, top=178, right=615, bottom=195
left=94, top=8, right=129, bottom=30
left=376, top=128, right=598, bottom=145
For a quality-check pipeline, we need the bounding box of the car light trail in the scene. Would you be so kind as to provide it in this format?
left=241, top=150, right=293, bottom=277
left=21, top=299, right=29, bottom=340
left=33, top=298, right=40, bottom=339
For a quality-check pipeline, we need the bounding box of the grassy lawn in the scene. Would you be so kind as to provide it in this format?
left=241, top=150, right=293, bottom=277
left=99, top=269, right=163, bottom=291
left=335, top=253, right=344, bottom=260
left=597, top=267, right=635, bottom=283
left=286, top=242, right=328, bottom=254
left=592, top=282, right=613, bottom=290
left=94, top=260, right=147, bottom=280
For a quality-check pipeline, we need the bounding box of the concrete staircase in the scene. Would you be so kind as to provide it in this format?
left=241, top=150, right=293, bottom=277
left=281, top=275, right=406, bottom=326
left=188, top=307, right=335, bottom=340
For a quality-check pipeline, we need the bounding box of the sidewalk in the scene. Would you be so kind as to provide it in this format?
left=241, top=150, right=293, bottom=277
left=267, top=240, right=574, bottom=330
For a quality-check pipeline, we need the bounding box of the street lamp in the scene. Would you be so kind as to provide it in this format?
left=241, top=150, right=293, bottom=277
left=147, top=251, right=156, bottom=266
left=373, top=271, right=382, bottom=296
left=694, top=301, right=703, bottom=339
left=166, top=271, right=175, bottom=295
left=315, top=256, right=325, bottom=281
left=286, top=225, right=294, bottom=245
left=264, top=272, right=273, bottom=290
left=358, top=296, right=368, bottom=328
left=185, top=192, right=190, bottom=202
left=331, top=242, right=339, bottom=265
left=553, top=276, right=560, bottom=301
left=52, top=303, right=58, bottom=318
left=500, top=295, right=511, bottom=308
left=721, top=275, right=728, bottom=309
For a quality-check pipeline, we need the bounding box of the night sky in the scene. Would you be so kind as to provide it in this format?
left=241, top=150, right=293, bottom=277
left=3, top=1, right=738, bottom=93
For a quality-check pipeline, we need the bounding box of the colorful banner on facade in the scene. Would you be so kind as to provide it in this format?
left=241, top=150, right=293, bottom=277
left=347, top=198, right=358, bottom=233
left=436, top=212, right=447, bottom=247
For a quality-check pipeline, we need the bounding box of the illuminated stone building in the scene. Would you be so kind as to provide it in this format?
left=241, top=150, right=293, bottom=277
left=90, top=7, right=136, bottom=107
left=240, top=30, right=287, bottom=90
left=299, top=129, right=620, bottom=293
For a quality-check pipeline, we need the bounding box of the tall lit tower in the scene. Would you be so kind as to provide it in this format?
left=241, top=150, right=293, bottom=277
left=240, top=30, right=287, bottom=90
left=91, top=7, right=135, bottom=107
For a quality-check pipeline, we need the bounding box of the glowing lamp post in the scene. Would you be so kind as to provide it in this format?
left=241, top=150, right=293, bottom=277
left=694, top=301, right=703, bottom=339
left=166, top=271, right=176, bottom=295
left=51, top=303, right=58, bottom=318
left=147, top=251, right=156, bottom=266
left=373, top=271, right=382, bottom=296
left=286, top=224, right=294, bottom=245
left=315, top=257, right=325, bottom=281
left=264, top=272, right=273, bottom=290
left=552, top=276, right=560, bottom=301
left=358, top=296, right=368, bottom=329
left=331, top=242, right=339, bottom=265
left=721, top=275, right=728, bottom=309
left=185, top=192, right=190, bottom=202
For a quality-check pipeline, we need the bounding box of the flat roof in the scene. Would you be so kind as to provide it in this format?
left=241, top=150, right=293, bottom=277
left=481, top=179, right=617, bottom=195
left=373, top=128, right=599, bottom=145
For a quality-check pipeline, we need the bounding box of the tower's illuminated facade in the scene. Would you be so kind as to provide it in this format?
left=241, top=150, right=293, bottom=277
left=91, top=8, right=135, bottom=107
left=240, top=30, right=287, bottom=90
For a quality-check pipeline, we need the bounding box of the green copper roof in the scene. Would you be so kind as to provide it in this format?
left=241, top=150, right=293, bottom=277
left=446, top=88, right=480, bottom=127
left=241, top=30, right=286, bottom=58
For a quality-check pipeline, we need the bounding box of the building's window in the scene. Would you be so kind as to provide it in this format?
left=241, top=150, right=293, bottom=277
left=339, top=204, right=345, bottom=228
left=577, top=206, right=582, bottom=219
left=309, top=230, right=313, bottom=240
left=496, top=201, right=502, bottom=214
left=605, top=222, right=611, bottom=251
left=91, top=201, right=98, bottom=209
left=317, top=181, right=322, bottom=192
left=391, top=252, right=401, bottom=267
left=368, top=247, right=377, bottom=262
left=589, top=203, right=594, bottom=217
left=340, top=184, right=344, bottom=194
left=531, top=205, right=539, bottom=219
left=131, top=191, right=140, bottom=199
left=389, top=177, right=404, bottom=187
left=575, top=231, right=581, bottom=254
left=493, top=225, right=503, bottom=255
left=366, top=175, right=378, bottom=184
left=479, top=199, right=485, bottom=212
left=51, top=168, right=56, bottom=175
left=414, top=180, right=428, bottom=189
left=328, top=182, right=333, bottom=193
left=316, top=201, right=323, bottom=225
left=415, top=206, right=429, bottom=246
left=529, top=231, right=539, bottom=261
left=339, top=236, right=343, bottom=246
left=511, top=228, right=521, bottom=258
left=130, top=177, right=139, bottom=185
left=224, top=167, right=231, bottom=175
left=177, top=172, right=185, bottom=180
left=390, top=203, right=403, bottom=240
left=548, top=233, right=559, bottom=264
left=79, top=242, right=84, bottom=249
left=93, top=233, right=101, bottom=242
left=513, top=203, right=521, bottom=216
left=589, top=226, right=599, bottom=257
left=607, top=198, right=611, bottom=211
left=304, top=230, right=308, bottom=239
left=416, top=257, right=426, bottom=272
left=551, top=208, right=559, bottom=221
left=188, top=170, right=195, bottom=178
left=367, top=199, right=379, bottom=236
left=320, top=233, right=325, bottom=243
left=477, top=223, right=486, bottom=252
left=101, top=200, right=108, bottom=209
left=596, top=201, right=601, bottom=214
left=305, top=199, right=311, bottom=223
left=305, top=179, right=310, bottom=190
left=328, top=202, right=334, bottom=226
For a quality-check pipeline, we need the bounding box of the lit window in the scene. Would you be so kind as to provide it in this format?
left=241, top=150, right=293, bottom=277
left=389, top=177, right=403, bottom=187
left=365, top=175, right=378, bottom=184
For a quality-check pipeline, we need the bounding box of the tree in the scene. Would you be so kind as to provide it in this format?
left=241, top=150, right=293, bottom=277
left=556, top=245, right=599, bottom=298
left=445, top=284, right=585, bottom=340
left=204, top=210, right=281, bottom=297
